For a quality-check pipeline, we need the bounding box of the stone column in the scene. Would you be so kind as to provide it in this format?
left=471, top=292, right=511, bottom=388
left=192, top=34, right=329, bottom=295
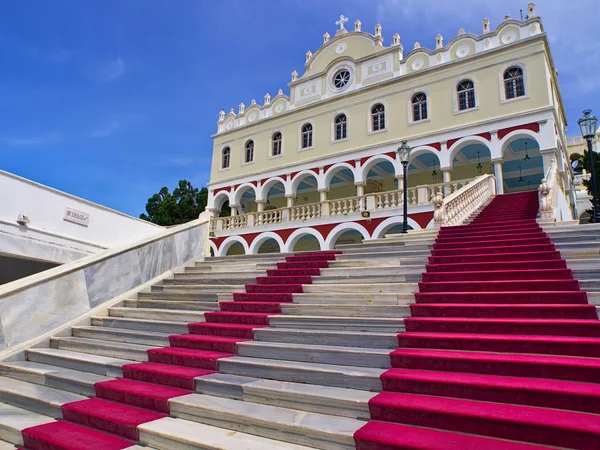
left=442, top=168, right=452, bottom=197
left=395, top=175, right=403, bottom=191
left=355, top=182, right=366, bottom=197
left=491, top=159, right=504, bottom=194
left=319, top=189, right=328, bottom=202
left=230, top=204, right=239, bottom=216
left=208, top=208, right=220, bottom=219
left=285, top=195, right=295, bottom=208
left=255, top=200, right=266, bottom=213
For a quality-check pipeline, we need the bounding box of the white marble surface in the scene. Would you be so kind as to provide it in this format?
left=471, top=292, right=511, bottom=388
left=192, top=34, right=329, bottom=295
left=84, top=250, right=142, bottom=308
left=138, top=236, right=175, bottom=283
left=0, top=271, right=90, bottom=349
left=0, top=220, right=209, bottom=356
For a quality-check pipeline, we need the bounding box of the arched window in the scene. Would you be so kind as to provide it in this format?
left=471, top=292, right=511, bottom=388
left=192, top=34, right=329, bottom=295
left=222, top=147, right=230, bottom=169
left=504, top=67, right=525, bottom=99
left=411, top=93, right=428, bottom=121
left=244, top=140, right=254, bottom=163
left=272, top=132, right=282, bottom=156
left=335, top=114, right=347, bottom=140
left=301, top=123, right=313, bottom=148
left=371, top=104, right=385, bottom=131
left=457, top=80, right=476, bottom=111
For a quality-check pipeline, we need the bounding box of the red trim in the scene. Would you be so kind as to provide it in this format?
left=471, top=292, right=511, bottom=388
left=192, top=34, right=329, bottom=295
left=477, top=132, right=492, bottom=141
left=212, top=187, right=230, bottom=195
left=447, top=137, right=459, bottom=149
left=497, top=122, right=540, bottom=140
left=425, top=142, right=442, bottom=152
left=209, top=212, right=435, bottom=251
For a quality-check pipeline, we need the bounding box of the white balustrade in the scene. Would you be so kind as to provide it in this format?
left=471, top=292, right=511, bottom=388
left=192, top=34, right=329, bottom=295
left=329, top=197, right=364, bottom=216
left=290, top=203, right=322, bottom=221
left=538, top=160, right=559, bottom=219
left=436, top=174, right=496, bottom=227
left=256, top=209, right=283, bottom=225
left=213, top=177, right=486, bottom=232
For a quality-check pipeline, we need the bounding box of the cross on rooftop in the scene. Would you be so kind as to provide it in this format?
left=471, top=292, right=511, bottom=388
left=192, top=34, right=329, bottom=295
left=336, top=15, right=348, bottom=31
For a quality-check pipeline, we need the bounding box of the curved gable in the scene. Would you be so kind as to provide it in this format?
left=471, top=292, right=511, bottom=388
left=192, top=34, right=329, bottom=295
left=301, top=33, right=382, bottom=79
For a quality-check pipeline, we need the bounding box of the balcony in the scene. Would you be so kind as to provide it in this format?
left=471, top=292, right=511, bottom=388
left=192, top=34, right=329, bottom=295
left=210, top=178, right=476, bottom=234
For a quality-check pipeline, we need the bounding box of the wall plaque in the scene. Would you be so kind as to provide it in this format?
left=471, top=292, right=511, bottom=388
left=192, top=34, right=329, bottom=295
left=64, top=207, right=90, bottom=227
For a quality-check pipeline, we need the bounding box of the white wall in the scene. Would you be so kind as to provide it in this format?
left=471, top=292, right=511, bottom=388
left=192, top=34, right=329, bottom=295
left=0, top=170, right=164, bottom=263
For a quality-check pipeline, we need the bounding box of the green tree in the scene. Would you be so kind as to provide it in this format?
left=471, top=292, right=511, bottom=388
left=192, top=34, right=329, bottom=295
left=581, top=148, right=600, bottom=222
left=140, top=180, right=209, bottom=226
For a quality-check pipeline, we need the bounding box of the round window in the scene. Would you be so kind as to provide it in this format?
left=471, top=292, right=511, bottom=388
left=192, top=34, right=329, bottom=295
left=333, top=69, right=351, bottom=89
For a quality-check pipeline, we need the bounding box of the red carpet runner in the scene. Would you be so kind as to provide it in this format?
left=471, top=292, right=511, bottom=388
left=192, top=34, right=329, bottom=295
left=354, top=191, right=600, bottom=450
left=20, top=251, right=341, bottom=449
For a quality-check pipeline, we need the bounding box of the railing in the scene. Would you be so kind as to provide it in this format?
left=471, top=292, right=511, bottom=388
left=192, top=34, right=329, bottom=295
left=434, top=174, right=496, bottom=227
left=290, top=203, right=322, bottom=221
left=256, top=209, right=282, bottom=226
left=329, top=197, right=365, bottom=216
left=539, top=160, right=559, bottom=220
left=211, top=178, right=478, bottom=232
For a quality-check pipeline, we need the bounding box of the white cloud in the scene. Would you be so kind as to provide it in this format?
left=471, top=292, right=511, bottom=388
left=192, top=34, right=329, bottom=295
left=92, top=58, right=125, bottom=83
left=90, top=119, right=120, bottom=138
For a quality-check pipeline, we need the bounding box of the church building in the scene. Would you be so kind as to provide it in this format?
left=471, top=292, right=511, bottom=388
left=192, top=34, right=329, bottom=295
left=207, top=3, right=573, bottom=256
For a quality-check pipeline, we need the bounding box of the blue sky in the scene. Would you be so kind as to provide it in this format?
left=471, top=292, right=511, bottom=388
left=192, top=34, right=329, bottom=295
left=1, top=0, right=598, bottom=217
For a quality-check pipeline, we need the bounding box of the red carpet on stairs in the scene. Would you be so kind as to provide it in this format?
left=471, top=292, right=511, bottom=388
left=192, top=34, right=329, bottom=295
left=18, top=250, right=342, bottom=450
left=354, top=191, right=600, bottom=450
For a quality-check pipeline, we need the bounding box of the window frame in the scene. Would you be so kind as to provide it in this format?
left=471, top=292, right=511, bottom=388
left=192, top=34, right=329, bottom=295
left=499, top=63, right=528, bottom=104
left=334, top=113, right=348, bottom=141
left=244, top=140, right=255, bottom=164
left=221, top=146, right=231, bottom=170
left=411, top=93, right=428, bottom=122
left=454, top=79, right=478, bottom=115
left=300, top=123, right=314, bottom=151
left=371, top=104, right=386, bottom=132
left=271, top=132, right=282, bottom=157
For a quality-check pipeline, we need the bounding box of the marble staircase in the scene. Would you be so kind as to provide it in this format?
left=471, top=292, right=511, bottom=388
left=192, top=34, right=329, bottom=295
left=0, top=234, right=434, bottom=450
left=0, top=215, right=599, bottom=449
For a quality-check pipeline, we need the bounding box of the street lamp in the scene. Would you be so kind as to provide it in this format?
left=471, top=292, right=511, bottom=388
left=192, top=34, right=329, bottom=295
left=397, top=140, right=412, bottom=233
left=578, top=109, right=600, bottom=222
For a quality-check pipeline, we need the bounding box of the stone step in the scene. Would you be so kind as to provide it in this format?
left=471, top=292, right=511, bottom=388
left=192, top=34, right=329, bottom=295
left=138, top=416, right=314, bottom=450
left=194, top=373, right=373, bottom=419
left=173, top=275, right=259, bottom=285
left=268, top=315, right=405, bottom=332
left=322, top=265, right=425, bottom=277
left=290, top=292, right=415, bottom=305
left=315, top=274, right=421, bottom=284
left=335, top=249, right=431, bottom=260
left=51, top=336, right=151, bottom=362
left=280, top=304, right=411, bottom=317
left=91, top=316, right=189, bottom=334
left=124, top=299, right=219, bottom=311
left=0, top=360, right=111, bottom=397
left=253, top=327, right=398, bottom=349
left=572, top=269, right=600, bottom=280
left=141, top=290, right=219, bottom=301
left=218, top=356, right=383, bottom=391
left=168, top=393, right=362, bottom=450
left=182, top=269, right=266, bottom=278
left=0, top=376, right=85, bottom=417
left=0, top=439, right=19, bottom=450
left=72, top=326, right=171, bottom=347
left=302, top=283, right=418, bottom=294
left=330, top=257, right=429, bottom=267
left=0, top=402, right=54, bottom=447
left=108, top=307, right=206, bottom=323
left=26, top=348, right=128, bottom=377
left=237, top=341, right=391, bottom=368
left=160, top=280, right=245, bottom=289
left=579, top=280, right=600, bottom=292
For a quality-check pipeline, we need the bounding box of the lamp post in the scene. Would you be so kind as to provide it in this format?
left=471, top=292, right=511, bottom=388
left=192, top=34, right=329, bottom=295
left=578, top=109, right=600, bottom=222
left=397, top=140, right=412, bottom=233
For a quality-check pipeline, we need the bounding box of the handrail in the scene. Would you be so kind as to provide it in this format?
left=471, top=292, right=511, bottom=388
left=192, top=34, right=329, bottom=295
left=539, top=160, right=558, bottom=219
left=212, top=178, right=478, bottom=232
left=434, top=174, right=496, bottom=227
